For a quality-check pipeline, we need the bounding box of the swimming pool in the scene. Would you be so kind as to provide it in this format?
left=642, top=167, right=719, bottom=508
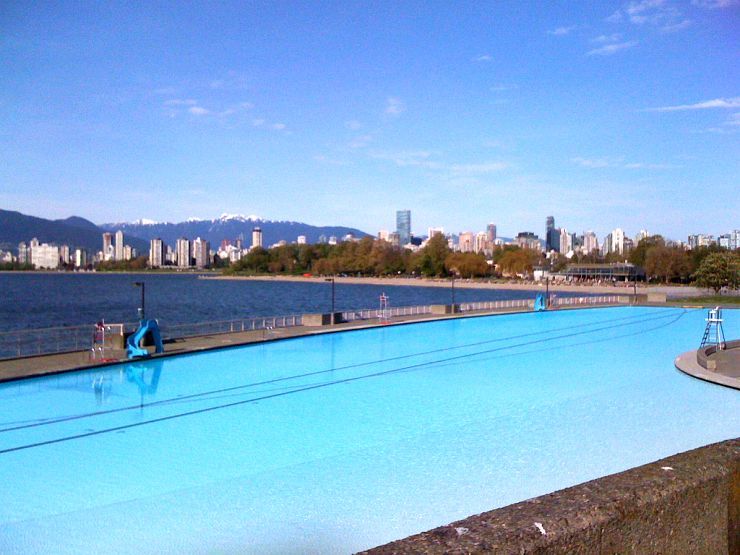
left=0, top=307, right=737, bottom=553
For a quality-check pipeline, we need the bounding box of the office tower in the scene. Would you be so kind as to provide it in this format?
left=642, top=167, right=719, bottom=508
left=475, top=232, right=488, bottom=253
left=102, top=233, right=113, bottom=261
left=252, top=227, right=263, bottom=250
left=487, top=223, right=497, bottom=243
left=149, top=238, right=165, bottom=268
left=176, top=237, right=191, bottom=268
left=115, top=230, right=124, bottom=261
left=546, top=216, right=560, bottom=252
left=377, top=230, right=390, bottom=241
left=193, top=237, right=210, bottom=269
left=559, top=229, right=571, bottom=254
left=396, top=210, right=411, bottom=246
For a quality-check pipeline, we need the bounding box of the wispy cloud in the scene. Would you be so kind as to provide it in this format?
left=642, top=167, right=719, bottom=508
left=384, top=97, right=405, bottom=116
left=591, top=33, right=623, bottom=43
left=473, top=54, right=492, bottom=62
left=572, top=156, right=679, bottom=169
left=692, top=0, right=738, bottom=8
left=164, top=99, right=197, bottom=106
left=645, top=97, right=740, bottom=111
left=548, top=25, right=577, bottom=36
left=345, top=120, right=362, bottom=130
left=450, top=162, right=509, bottom=174
left=348, top=134, right=373, bottom=149
left=188, top=106, right=210, bottom=116
left=661, top=19, right=692, bottom=32
left=587, top=40, right=638, bottom=55
left=313, top=155, right=348, bottom=166
left=490, top=84, right=518, bottom=92
left=271, top=123, right=286, bottom=130
left=370, top=150, right=442, bottom=169
left=617, top=0, right=691, bottom=31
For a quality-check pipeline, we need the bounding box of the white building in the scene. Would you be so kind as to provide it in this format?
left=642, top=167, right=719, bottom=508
left=582, top=231, right=599, bottom=254
left=149, top=238, right=165, bottom=268
left=31, top=243, right=60, bottom=269
left=252, top=227, right=263, bottom=250
left=192, top=237, right=210, bottom=269
left=74, top=248, right=88, bottom=268
left=297, top=235, right=307, bottom=245
left=114, top=230, right=124, bottom=261
left=176, top=238, right=191, bottom=268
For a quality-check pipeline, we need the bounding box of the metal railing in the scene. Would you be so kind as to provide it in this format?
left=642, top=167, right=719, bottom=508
left=341, top=305, right=432, bottom=323
left=158, top=315, right=302, bottom=340
left=0, top=296, right=624, bottom=361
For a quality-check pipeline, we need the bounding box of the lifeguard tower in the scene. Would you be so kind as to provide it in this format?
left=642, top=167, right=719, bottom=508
left=700, top=307, right=726, bottom=350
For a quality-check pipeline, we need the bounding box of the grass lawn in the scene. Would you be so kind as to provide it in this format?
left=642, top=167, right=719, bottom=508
left=669, top=295, right=740, bottom=306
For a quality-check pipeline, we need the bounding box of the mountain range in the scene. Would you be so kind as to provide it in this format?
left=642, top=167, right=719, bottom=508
left=0, top=209, right=370, bottom=254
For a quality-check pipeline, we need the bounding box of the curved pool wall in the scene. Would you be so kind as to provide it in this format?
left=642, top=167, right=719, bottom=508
left=0, top=306, right=737, bottom=553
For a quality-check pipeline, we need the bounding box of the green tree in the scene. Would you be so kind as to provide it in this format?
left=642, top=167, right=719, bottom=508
left=629, top=235, right=665, bottom=267
left=410, top=234, right=450, bottom=277
left=693, top=252, right=740, bottom=294
left=444, top=252, right=489, bottom=278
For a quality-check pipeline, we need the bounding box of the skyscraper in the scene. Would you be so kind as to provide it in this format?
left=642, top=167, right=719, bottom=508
left=546, top=216, right=560, bottom=253
left=114, top=230, right=124, bottom=261
left=102, top=232, right=113, bottom=261
left=192, top=237, right=210, bottom=269
left=149, top=238, right=164, bottom=268
left=176, top=237, right=191, bottom=268
left=486, top=223, right=497, bottom=243
left=252, top=227, right=263, bottom=250
left=396, top=210, right=411, bottom=246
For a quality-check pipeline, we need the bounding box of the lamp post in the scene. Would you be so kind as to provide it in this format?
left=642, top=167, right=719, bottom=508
left=546, top=275, right=550, bottom=307
left=134, top=281, right=145, bottom=321
left=325, top=276, right=335, bottom=324
left=451, top=274, right=456, bottom=306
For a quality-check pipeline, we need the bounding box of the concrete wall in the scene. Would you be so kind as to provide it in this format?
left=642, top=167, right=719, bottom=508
left=363, top=439, right=739, bottom=554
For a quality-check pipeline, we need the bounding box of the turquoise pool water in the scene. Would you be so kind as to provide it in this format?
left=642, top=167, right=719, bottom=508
left=0, top=307, right=738, bottom=553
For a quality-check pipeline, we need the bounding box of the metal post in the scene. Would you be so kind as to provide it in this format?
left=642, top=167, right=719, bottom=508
left=325, top=277, right=335, bottom=324
left=134, top=281, right=145, bottom=321
left=451, top=275, right=455, bottom=306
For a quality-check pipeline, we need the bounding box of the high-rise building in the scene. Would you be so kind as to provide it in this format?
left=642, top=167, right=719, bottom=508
left=114, top=230, right=124, bottom=261
left=102, top=233, right=113, bottom=261
left=516, top=232, right=541, bottom=251
left=546, top=216, right=560, bottom=252
left=474, top=232, right=488, bottom=254
left=74, top=248, right=88, bottom=268
left=17, top=242, right=29, bottom=265
left=176, top=237, right=191, bottom=268
left=31, top=243, right=60, bottom=269
left=635, top=229, right=650, bottom=245
left=458, top=232, right=474, bottom=252
left=583, top=231, right=598, bottom=254
left=486, top=223, right=497, bottom=243
left=192, top=237, right=210, bottom=269
left=427, top=227, right=444, bottom=239
left=297, top=235, right=307, bottom=245
left=149, top=238, right=165, bottom=268
left=559, top=228, right=572, bottom=254
left=396, top=210, right=411, bottom=246
left=59, top=245, right=70, bottom=265
left=252, top=227, right=263, bottom=250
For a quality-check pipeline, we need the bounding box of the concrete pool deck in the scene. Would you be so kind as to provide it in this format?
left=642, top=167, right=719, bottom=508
left=0, top=304, right=536, bottom=383
left=674, top=347, right=740, bottom=391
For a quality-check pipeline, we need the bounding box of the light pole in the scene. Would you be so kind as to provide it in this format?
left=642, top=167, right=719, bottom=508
left=325, top=276, right=335, bottom=324
left=451, top=274, right=456, bottom=306
left=134, top=281, right=145, bottom=321
left=546, top=275, right=550, bottom=307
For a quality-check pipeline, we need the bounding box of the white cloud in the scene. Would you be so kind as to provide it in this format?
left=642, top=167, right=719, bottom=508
left=473, top=54, right=492, bottom=62
left=384, top=97, right=405, bottom=116
left=661, top=19, right=692, bottom=32
left=624, top=0, right=688, bottom=29
left=692, top=0, right=738, bottom=8
left=164, top=99, right=197, bottom=106
left=450, top=162, right=508, bottom=174
left=271, top=123, right=287, bottom=130
left=572, top=157, right=678, bottom=169
left=490, top=84, right=517, bottom=92
left=252, top=119, right=265, bottom=127
left=646, top=97, right=740, bottom=111
left=370, top=150, right=441, bottom=169
left=345, top=120, right=362, bottom=130
left=591, top=33, right=623, bottom=43
left=548, top=25, right=577, bottom=36
left=587, top=40, right=639, bottom=55
left=188, top=106, right=210, bottom=116
left=313, top=155, right=348, bottom=166
left=605, top=10, right=623, bottom=22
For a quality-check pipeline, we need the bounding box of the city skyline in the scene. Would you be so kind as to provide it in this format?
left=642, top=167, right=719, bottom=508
left=1, top=2, right=738, bottom=238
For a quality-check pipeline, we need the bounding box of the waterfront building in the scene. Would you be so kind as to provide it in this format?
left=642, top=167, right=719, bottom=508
left=328, top=236, right=338, bottom=245
left=0, top=250, right=13, bottom=263
left=114, top=230, right=124, bottom=261
left=102, top=232, right=113, bottom=261
left=318, top=234, right=327, bottom=244
left=297, top=235, right=307, bottom=245
left=17, top=242, right=30, bottom=265
left=396, top=210, right=411, bottom=246
left=31, top=242, right=60, bottom=269
left=123, top=245, right=134, bottom=260
left=192, top=237, right=210, bottom=269
left=252, top=227, right=263, bottom=250
left=687, top=234, right=715, bottom=249
left=149, top=238, right=165, bottom=268
left=604, top=228, right=626, bottom=256
left=74, top=248, right=87, bottom=268
left=59, top=245, right=70, bottom=265
left=176, top=237, right=191, bottom=268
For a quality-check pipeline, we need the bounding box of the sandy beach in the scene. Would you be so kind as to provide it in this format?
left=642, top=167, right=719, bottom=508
left=202, top=274, right=715, bottom=298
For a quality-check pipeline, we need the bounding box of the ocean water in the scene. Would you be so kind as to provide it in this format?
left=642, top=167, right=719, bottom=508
left=0, top=273, right=559, bottom=332
left=0, top=306, right=737, bottom=553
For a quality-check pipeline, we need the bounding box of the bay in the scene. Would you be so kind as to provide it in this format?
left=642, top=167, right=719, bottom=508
left=0, top=273, right=555, bottom=332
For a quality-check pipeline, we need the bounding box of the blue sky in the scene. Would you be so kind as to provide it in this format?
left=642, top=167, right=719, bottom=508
left=1, top=1, right=738, bottom=241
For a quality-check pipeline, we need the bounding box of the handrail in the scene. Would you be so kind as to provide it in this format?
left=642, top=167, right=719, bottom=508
left=0, top=295, right=621, bottom=361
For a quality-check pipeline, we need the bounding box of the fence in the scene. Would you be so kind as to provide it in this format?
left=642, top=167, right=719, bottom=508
left=0, top=296, right=623, bottom=361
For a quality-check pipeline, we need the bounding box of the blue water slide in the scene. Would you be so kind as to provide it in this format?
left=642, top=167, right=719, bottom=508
left=126, top=319, right=164, bottom=359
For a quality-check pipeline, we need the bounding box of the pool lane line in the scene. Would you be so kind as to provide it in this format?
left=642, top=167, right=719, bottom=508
left=0, top=310, right=687, bottom=455
left=0, top=309, right=681, bottom=433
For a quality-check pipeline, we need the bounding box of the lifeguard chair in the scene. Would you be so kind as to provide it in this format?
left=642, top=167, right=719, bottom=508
left=700, top=307, right=726, bottom=350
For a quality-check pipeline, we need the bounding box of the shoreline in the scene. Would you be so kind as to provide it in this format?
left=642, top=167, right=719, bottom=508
left=202, top=274, right=714, bottom=297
